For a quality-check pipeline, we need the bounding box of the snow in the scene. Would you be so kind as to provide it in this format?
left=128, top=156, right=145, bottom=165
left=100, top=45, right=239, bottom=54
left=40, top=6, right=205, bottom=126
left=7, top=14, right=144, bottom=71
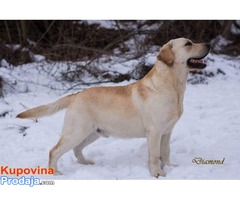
left=0, top=53, right=240, bottom=180
left=85, top=20, right=117, bottom=29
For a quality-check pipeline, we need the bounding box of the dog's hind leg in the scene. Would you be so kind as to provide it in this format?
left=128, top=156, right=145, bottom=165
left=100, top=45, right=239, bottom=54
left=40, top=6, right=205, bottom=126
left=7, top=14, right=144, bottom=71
left=48, top=112, right=94, bottom=175
left=49, top=131, right=91, bottom=175
left=73, top=133, right=99, bottom=165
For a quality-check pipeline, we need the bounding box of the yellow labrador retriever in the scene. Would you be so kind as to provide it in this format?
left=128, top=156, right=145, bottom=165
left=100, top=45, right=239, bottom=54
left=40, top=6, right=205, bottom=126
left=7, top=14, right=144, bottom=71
left=17, top=38, right=210, bottom=177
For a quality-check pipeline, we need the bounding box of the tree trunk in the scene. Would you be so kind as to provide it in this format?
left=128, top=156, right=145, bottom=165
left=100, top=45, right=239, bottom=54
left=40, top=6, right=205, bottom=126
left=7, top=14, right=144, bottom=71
left=20, top=20, right=28, bottom=44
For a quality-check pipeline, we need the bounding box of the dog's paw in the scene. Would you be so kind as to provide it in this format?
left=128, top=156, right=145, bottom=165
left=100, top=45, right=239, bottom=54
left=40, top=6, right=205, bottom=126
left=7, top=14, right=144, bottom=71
left=149, top=166, right=166, bottom=178
left=78, top=158, right=95, bottom=165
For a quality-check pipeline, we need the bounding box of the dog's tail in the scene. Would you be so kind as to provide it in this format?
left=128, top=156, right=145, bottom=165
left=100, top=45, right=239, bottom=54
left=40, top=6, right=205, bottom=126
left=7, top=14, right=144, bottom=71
left=16, top=94, right=75, bottom=119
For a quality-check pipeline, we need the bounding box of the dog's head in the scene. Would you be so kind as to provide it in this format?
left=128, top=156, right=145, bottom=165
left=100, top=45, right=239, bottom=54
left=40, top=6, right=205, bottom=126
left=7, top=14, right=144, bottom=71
left=157, top=38, right=211, bottom=71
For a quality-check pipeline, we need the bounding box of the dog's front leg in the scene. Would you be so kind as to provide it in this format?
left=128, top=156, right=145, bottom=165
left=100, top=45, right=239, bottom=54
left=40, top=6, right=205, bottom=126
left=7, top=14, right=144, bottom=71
left=160, top=132, right=177, bottom=167
left=146, top=128, right=166, bottom=177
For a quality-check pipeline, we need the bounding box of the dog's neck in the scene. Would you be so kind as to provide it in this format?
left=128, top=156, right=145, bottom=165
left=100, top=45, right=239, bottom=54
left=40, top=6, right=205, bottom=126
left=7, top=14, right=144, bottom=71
left=144, top=61, right=188, bottom=93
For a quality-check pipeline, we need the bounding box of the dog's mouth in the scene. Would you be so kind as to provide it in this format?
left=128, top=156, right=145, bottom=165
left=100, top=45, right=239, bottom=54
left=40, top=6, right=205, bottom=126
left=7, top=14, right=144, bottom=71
left=187, top=56, right=207, bottom=69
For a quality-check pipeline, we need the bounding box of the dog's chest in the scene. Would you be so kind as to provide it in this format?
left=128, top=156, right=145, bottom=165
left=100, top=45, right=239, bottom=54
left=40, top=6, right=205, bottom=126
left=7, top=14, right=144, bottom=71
left=148, top=91, right=185, bottom=131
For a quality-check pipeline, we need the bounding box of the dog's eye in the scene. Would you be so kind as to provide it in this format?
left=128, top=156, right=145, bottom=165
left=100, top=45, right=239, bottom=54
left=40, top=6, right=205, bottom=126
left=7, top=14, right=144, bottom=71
left=185, top=41, right=192, bottom=46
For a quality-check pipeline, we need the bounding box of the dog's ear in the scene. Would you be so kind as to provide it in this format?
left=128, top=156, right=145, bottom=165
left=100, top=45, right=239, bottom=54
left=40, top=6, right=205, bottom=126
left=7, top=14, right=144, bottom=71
left=157, top=43, right=174, bottom=66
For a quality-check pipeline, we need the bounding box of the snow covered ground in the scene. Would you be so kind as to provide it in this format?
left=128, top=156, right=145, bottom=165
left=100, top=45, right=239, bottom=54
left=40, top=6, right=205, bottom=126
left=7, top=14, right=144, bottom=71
left=0, top=53, right=240, bottom=180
